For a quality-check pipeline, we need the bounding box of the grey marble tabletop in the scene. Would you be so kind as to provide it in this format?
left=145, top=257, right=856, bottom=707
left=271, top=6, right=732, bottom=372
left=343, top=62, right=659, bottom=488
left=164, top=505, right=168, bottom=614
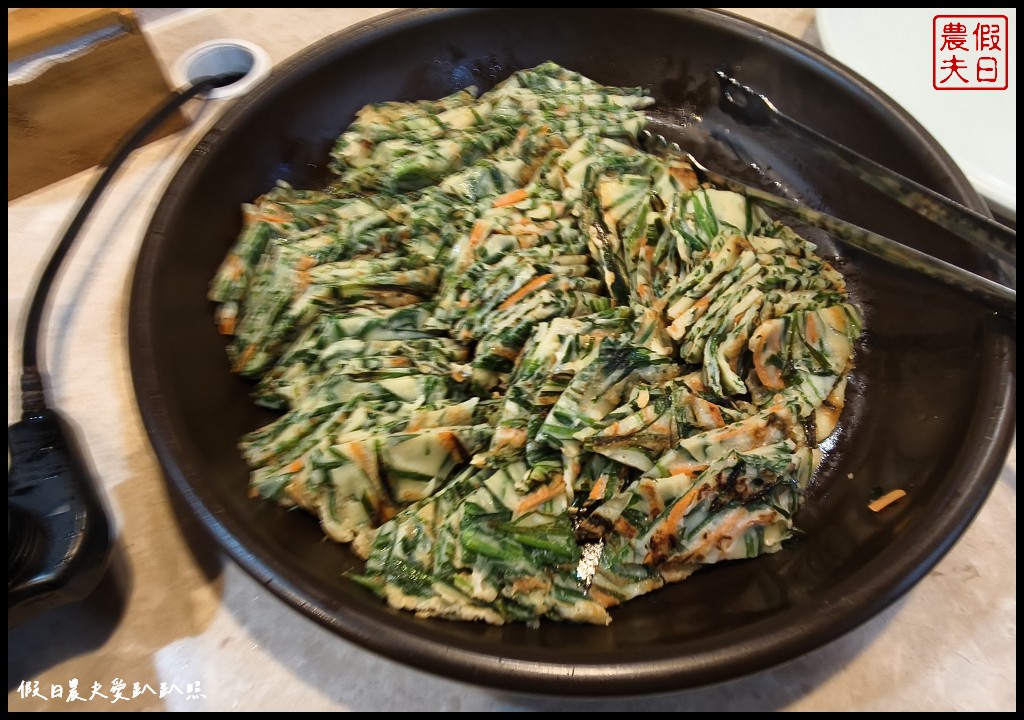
left=7, top=8, right=1015, bottom=712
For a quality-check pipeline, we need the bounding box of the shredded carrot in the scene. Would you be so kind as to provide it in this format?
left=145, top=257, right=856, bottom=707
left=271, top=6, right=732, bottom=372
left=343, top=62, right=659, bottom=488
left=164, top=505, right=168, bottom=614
left=752, top=354, right=784, bottom=390
left=347, top=442, right=376, bottom=479
left=515, top=478, right=565, bottom=515
left=709, top=422, right=752, bottom=442
left=650, top=420, right=673, bottom=436
left=493, top=427, right=527, bottom=450
left=295, top=256, right=317, bottom=271
left=492, top=188, right=529, bottom=208
left=285, top=459, right=304, bottom=474
left=468, top=222, right=489, bottom=244
left=672, top=484, right=705, bottom=519
left=653, top=494, right=694, bottom=549
left=665, top=461, right=708, bottom=477
left=498, top=274, right=554, bottom=311
left=704, top=402, right=725, bottom=427
left=750, top=321, right=785, bottom=390
left=613, top=516, right=637, bottom=539
left=637, top=481, right=663, bottom=516
left=225, top=255, right=244, bottom=280
left=589, top=587, right=620, bottom=609
left=435, top=431, right=466, bottom=463
left=587, top=475, right=609, bottom=503
left=805, top=314, right=819, bottom=344
left=259, top=211, right=291, bottom=224
left=218, top=315, right=236, bottom=335
left=511, top=576, right=550, bottom=594
left=868, top=489, right=907, bottom=513
left=467, top=219, right=490, bottom=252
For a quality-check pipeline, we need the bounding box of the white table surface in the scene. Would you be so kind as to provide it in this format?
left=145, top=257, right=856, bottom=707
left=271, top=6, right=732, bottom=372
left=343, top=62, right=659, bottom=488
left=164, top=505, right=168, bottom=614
left=7, top=8, right=1016, bottom=712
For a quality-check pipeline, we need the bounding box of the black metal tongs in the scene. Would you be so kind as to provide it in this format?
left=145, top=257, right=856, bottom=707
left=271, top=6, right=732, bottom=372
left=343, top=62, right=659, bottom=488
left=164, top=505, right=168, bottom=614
left=642, top=72, right=1015, bottom=317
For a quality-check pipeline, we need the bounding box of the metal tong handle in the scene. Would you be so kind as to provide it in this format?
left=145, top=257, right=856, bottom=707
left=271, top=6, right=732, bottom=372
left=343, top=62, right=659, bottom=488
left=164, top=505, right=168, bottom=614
left=716, top=71, right=1016, bottom=267
left=640, top=131, right=1014, bottom=317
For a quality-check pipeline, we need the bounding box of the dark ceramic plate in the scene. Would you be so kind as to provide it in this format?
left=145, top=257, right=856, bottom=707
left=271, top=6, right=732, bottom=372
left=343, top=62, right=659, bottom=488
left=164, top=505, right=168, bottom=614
left=129, top=9, right=1015, bottom=695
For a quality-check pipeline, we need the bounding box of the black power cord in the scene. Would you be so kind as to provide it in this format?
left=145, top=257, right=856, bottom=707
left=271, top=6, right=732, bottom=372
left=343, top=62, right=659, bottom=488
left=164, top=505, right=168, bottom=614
left=19, top=72, right=245, bottom=415
left=9, top=72, right=244, bottom=628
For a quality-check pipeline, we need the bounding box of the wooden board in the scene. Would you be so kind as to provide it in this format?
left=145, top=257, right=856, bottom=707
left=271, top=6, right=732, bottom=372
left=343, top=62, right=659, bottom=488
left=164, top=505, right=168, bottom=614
left=8, top=8, right=133, bottom=61
left=7, top=8, right=188, bottom=200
